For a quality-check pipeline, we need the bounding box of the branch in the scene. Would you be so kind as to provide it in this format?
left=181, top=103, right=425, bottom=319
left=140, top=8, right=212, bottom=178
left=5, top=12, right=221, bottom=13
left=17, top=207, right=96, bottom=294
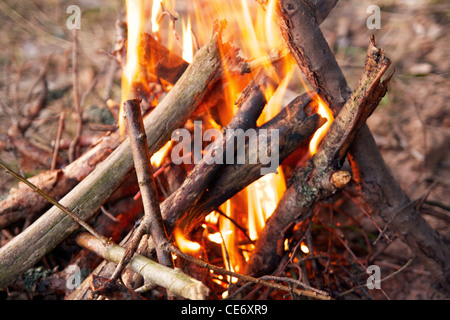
left=246, top=43, right=392, bottom=276
left=167, top=244, right=330, bottom=300
left=75, top=233, right=209, bottom=300
left=111, top=99, right=173, bottom=281
left=68, top=28, right=83, bottom=163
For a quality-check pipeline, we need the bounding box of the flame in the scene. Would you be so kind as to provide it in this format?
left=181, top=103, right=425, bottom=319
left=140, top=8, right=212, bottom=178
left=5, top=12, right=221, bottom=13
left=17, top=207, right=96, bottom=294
left=150, top=140, right=173, bottom=167
left=300, top=242, right=310, bottom=254
left=265, top=0, right=278, bottom=47
left=182, top=18, right=194, bottom=63
left=174, top=228, right=201, bottom=252
left=219, top=200, right=241, bottom=280
left=179, top=0, right=290, bottom=274
left=247, top=171, right=286, bottom=241
left=308, top=95, right=334, bottom=155
left=151, top=0, right=163, bottom=33
left=120, top=0, right=145, bottom=138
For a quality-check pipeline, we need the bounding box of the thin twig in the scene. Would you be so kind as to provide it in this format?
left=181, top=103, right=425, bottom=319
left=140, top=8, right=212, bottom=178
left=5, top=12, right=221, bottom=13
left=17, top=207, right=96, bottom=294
left=337, top=259, right=412, bottom=297
left=167, top=244, right=330, bottom=300
left=68, top=28, right=83, bottom=163
left=51, top=112, right=65, bottom=170
left=0, top=159, right=108, bottom=245
left=259, top=275, right=328, bottom=296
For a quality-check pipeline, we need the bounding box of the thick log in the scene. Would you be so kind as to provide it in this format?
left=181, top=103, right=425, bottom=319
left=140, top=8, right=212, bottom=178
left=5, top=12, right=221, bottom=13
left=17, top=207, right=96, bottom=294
left=246, top=41, right=392, bottom=277
left=0, top=25, right=244, bottom=289
left=270, top=0, right=450, bottom=289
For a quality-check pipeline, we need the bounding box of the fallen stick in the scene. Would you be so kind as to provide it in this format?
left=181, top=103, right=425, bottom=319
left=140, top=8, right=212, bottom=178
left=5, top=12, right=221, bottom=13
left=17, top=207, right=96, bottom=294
left=75, top=232, right=209, bottom=300
left=246, top=41, right=392, bottom=276
left=0, top=24, right=244, bottom=289
left=268, top=0, right=450, bottom=289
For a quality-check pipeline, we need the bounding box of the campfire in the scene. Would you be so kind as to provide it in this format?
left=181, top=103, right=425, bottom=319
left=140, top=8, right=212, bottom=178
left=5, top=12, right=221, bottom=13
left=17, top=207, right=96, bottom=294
left=0, top=0, right=448, bottom=301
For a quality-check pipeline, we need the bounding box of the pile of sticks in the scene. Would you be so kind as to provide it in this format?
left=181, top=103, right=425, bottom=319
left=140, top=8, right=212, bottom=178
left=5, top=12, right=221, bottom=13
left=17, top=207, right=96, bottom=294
left=0, top=0, right=448, bottom=300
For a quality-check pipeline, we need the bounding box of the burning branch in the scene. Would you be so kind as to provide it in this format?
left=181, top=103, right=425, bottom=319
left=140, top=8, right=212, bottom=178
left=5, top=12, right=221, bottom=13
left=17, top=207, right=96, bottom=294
left=246, top=41, right=393, bottom=277
left=178, top=92, right=325, bottom=233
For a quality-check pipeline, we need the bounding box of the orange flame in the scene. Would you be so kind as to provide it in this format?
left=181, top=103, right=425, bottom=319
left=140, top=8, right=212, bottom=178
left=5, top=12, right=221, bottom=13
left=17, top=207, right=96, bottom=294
left=122, top=0, right=334, bottom=276
left=309, top=95, right=334, bottom=155
left=150, top=140, right=173, bottom=167
left=120, top=0, right=145, bottom=138
left=174, top=228, right=201, bottom=252
left=300, top=242, right=310, bottom=254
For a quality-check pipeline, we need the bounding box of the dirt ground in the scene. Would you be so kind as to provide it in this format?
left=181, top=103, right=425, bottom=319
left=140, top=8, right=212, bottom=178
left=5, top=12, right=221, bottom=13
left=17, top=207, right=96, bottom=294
left=0, top=0, right=448, bottom=300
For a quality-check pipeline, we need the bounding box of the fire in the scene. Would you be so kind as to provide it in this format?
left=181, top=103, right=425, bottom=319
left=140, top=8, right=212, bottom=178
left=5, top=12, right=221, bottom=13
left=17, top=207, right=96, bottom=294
left=309, top=95, right=334, bottom=155
left=120, top=0, right=333, bottom=279
left=174, top=228, right=201, bottom=252
left=151, top=0, right=163, bottom=33
left=182, top=18, right=194, bottom=63
left=150, top=140, right=173, bottom=167
left=120, top=0, right=144, bottom=138
left=300, top=242, right=310, bottom=254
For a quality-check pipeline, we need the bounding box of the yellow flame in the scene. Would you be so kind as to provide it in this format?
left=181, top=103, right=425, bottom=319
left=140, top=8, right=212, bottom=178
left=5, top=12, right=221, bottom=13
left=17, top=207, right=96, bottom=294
left=265, top=0, right=278, bottom=48
left=120, top=0, right=144, bottom=138
left=150, top=140, right=173, bottom=167
left=182, top=18, right=194, bottom=63
left=309, top=96, right=334, bottom=155
left=247, top=171, right=286, bottom=241
left=151, top=0, right=163, bottom=33
left=300, top=242, right=310, bottom=254
left=174, top=228, right=201, bottom=252
left=219, top=200, right=241, bottom=279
